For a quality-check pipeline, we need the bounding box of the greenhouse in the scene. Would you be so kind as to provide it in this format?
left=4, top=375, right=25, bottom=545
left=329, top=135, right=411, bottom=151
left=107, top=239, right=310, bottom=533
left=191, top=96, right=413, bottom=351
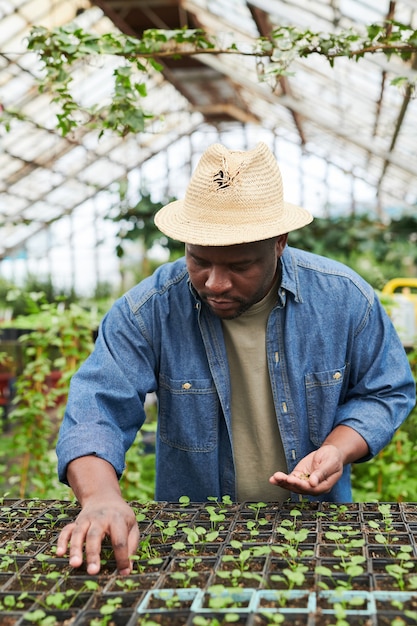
left=1, top=0, right=417, bottom=295
left=0, top=0, right=417, bottom=625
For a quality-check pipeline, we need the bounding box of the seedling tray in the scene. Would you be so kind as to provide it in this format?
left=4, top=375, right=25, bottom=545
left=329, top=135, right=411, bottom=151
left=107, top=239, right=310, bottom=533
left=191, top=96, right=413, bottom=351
left=0, top=499, right=416, bottom=625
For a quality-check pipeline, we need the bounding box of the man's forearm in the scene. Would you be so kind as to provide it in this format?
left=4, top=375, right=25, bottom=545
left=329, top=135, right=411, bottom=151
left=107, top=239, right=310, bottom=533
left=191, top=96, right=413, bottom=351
left=66, top=456, right=123, bottom=506
left=322, top=424, right=369, bottom=465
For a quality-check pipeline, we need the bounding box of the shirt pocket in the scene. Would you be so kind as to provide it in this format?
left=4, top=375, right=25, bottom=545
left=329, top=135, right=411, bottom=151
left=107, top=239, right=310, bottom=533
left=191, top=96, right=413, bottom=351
left=158, top=373, right=218, bottom=452
left=305, top=365, right=347, bottom=447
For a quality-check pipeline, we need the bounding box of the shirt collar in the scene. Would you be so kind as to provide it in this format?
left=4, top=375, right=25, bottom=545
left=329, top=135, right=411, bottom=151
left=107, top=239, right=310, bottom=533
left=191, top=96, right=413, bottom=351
left=280, top=246, right=303, bottom=304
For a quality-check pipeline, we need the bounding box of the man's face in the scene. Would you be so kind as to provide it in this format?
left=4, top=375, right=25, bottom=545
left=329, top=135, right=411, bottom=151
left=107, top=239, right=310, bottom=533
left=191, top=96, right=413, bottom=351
left=186, top=235, right=288, bottom=320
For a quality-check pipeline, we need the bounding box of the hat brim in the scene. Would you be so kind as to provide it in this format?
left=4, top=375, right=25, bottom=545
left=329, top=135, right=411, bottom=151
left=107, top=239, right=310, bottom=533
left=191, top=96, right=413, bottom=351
left=154, top=199, right=313, bottom=246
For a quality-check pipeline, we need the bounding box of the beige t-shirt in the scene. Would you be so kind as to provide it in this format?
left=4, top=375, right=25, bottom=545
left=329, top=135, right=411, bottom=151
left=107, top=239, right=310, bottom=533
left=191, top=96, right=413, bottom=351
left=221, top=281, right=290, bottom=503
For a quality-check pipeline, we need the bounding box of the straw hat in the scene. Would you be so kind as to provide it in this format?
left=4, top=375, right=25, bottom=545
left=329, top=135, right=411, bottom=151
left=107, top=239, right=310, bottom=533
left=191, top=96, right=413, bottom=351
left=154, top=142, right=313, bottom=246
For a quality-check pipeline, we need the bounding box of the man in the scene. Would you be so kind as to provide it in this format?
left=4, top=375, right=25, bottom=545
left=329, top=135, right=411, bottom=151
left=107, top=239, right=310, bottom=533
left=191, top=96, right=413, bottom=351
left=56, top=142, right=415, bottom=576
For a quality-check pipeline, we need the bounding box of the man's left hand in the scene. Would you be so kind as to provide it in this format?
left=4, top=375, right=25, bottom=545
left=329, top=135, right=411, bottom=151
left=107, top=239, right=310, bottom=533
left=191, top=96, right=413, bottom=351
left=269, top=444, right=343, bottom=495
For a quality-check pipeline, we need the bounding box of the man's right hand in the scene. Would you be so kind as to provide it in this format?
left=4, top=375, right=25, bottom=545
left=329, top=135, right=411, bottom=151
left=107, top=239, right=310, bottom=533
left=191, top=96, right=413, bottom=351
left=56, top=456, right=139, bottom=575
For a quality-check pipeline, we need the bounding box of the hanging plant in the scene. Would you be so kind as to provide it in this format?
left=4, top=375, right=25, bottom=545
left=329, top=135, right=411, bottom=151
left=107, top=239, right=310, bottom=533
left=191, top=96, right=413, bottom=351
left=1, top=20, right=416, bottom=136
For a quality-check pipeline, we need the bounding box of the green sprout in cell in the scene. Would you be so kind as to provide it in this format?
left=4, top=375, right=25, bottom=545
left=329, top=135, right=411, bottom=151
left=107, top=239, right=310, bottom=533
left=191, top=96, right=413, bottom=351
left=22, top=610, right=58, bottom=626
left=258, top=613, right=285, bottom=625
left=247, top=501, right=268, bottom=521
left=216, top=540, right=269, bottom=587
left=205, top=584, right=251, bottom=610
left=384, top=549, right=417, bottom=591
left=193, top=615, right=241, bottom=625
left=87, top=596, right=123, bottom=626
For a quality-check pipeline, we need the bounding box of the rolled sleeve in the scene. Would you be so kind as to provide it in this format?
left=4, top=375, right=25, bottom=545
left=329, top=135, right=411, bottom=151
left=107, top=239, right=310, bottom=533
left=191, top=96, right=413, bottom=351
left=57, top=422, right=126, bottom=484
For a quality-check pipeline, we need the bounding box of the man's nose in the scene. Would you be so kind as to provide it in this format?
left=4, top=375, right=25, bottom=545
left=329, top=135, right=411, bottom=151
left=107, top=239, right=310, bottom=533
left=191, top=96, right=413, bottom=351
left=205, top=267, right=232, bottom=293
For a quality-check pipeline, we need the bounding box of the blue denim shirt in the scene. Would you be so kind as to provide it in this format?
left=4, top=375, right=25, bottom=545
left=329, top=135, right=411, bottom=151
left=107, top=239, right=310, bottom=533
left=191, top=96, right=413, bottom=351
left=57, top=246, right=415, bottom=502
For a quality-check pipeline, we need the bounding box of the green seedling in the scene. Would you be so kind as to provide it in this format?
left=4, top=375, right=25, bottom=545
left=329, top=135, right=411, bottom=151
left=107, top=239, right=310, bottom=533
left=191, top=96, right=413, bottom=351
left=193, top=615, right=241, bottom=625
left=385, top=549, right=417, bottom=591
left=22, top=609, right=58, bottom=625
left=247, top=501, right=268, bottom=521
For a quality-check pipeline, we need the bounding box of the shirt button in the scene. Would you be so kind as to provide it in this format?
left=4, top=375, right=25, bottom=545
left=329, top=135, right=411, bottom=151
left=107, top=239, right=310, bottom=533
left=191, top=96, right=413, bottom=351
left=182, top=382, right=192, bottom=390
left=333, top=371, right=342, bottom=380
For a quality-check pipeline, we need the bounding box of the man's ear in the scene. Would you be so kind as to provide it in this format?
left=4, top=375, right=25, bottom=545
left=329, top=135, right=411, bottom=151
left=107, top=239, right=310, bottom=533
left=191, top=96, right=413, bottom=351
left=276, top=234, right=288, bottom=256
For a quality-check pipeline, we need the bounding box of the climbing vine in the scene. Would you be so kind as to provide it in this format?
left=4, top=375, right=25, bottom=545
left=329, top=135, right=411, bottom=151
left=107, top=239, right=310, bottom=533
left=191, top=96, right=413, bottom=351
left=1, top=20, right=416, bottom=136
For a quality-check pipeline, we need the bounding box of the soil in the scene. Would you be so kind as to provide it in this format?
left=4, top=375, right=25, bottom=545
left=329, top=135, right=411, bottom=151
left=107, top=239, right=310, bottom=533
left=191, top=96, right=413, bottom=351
left=1, top=499, right=417, bottom=625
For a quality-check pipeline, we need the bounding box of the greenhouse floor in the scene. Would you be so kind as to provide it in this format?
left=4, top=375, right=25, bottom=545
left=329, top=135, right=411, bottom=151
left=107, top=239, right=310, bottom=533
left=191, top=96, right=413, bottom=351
left=0, top=499, right=416, bottom=625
